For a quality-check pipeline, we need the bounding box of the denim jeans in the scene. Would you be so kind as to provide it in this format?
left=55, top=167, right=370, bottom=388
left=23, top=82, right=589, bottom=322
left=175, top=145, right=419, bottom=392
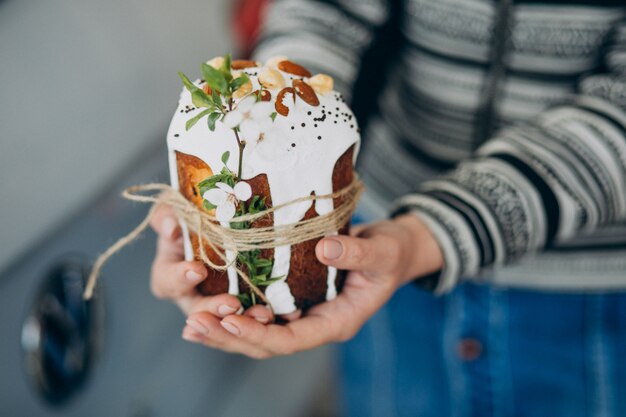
left=339, top=281, right=626, bottom=417
left=338, top=210, right=626, bottom=417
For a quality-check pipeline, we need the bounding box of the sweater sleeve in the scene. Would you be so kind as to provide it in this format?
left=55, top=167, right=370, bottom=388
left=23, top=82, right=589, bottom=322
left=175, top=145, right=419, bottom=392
left=251, top=0, right=390, bottom=102
left=390, top=18, right=626, bottom=294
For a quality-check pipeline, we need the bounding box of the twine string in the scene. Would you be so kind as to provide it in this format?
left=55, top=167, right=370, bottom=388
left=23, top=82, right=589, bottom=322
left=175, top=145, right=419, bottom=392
left=83, top=175, right=364, bottom=306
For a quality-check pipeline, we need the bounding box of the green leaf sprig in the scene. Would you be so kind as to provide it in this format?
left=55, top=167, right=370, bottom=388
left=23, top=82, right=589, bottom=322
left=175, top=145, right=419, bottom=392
left=179, top=55, right=283, bottom=308
left=197, top=151, right=236, bottom=211
left=236, top=249, right=284, bottom=308
left=178, top=53, right=252, bottom=180
left=178, top=54, right=250, bottom=132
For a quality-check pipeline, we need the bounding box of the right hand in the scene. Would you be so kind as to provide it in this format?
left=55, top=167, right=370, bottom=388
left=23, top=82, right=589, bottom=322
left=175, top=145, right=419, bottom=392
left=149, top=204, right=279, bottom=334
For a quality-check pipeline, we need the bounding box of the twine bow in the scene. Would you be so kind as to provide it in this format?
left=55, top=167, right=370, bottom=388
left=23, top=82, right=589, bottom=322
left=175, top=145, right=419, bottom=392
left=83, top=175, right=364, bottom=308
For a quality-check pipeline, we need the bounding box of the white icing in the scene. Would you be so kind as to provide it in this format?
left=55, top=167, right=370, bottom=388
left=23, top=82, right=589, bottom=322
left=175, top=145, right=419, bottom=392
left=220, top=220, right=240, bottom=295
left=326, top=266, right=338, bottom=301
left=166, top=63, right=360, bottom=314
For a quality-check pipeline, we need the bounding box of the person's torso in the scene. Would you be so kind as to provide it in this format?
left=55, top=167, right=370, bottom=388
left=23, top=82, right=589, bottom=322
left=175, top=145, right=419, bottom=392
left=356, top=0, right=626, bottom=288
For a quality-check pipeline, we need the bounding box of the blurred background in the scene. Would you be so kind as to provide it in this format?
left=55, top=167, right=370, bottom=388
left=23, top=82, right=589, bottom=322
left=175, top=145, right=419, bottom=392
left=0, top=0, right=338, bottom=415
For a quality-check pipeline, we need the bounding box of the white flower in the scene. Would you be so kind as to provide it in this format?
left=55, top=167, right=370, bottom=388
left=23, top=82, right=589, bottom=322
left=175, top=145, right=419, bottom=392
left=222, top=95, right=274, bottom=150
left=203, top=181, right=253, bottom=222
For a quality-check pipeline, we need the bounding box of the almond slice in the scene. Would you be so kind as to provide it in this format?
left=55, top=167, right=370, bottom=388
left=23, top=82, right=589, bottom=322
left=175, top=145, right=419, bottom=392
left=253, top=89, right=272, bottom=102
left=293, top=79, right=319, bottom=106
left=258, top=67, right=285, bottom=90
left=231, top=59, right=259, bottom=69
left=277, top=60, right=312, bottom=77
left=308, top=74, right=334, bottom=95
left=265, top=55, right=289, bottom=68
left=275, top=87, right=295, bottom=116
left=206, top=56, right=224, bottom=69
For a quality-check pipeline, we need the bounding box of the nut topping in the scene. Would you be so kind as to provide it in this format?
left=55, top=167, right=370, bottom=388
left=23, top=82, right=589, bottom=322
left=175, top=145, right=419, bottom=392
left=292, top=79, right=319, bottom=106
left=307, top=74, right=334, bottom=95
left=275, top=87, right=295, bottom=116
left=258, top=67, right=285, bottom=90
left=253, top=89, right=272, bottom=102
left=277, top=60, right=312, bottom=77
left=265, top=55, right=289, bottom=68
left=231, top=59, right=258, bottom=69
left=206, top=56, right=224, bottom=69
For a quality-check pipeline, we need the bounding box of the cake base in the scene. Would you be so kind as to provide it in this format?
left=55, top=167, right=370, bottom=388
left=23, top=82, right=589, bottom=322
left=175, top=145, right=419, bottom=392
left=174, top=144, right=355, bottom=310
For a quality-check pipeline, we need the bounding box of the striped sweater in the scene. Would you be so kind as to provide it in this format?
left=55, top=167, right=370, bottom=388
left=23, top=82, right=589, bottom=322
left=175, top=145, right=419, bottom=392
left=253, top=0, right=626, bottom=293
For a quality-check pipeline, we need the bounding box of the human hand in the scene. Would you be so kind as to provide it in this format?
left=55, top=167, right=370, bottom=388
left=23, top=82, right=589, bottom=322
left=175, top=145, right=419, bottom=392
left=182, top=213, right=444, bottom=359
left=149, top=204, right=276, bottom=324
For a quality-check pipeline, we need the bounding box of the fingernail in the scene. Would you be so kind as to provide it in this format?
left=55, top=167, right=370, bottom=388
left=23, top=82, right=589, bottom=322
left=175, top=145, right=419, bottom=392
left=221, top=320, right=240, bottom=336
left=252, top=314, right=270, bottom=324
left=162, top=217, right=177, bottom=239
left=323, top=239, right=343, bottom=259
left=218, top=304, right=238, bottom=316
left=186, top=319, right=209, bottom=335
left=182, top=332, right=196, bottom=342
left=282, top=309, right=302, bottom=321
left=182, top=330, right=202, bottom=342
left=185, top=270, right=204, bottom=282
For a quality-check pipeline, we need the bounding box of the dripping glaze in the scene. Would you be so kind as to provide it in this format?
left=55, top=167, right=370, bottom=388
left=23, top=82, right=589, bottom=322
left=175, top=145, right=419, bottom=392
left=166, top=62, right=360, bottom=314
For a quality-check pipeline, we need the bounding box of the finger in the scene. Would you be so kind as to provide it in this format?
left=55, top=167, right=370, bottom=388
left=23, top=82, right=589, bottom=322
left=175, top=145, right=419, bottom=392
left=220, top=309, right=340, bottom=356
left=179, top=293, right=242, bottom=317
left=315, top=234, right=400, bottom=274
left=182, top=326, right=205, bottom=343
left=279, top=309, right=302, bottom=322
left=150, top=257, right=207, bottom=299
left=150, top=204, right=182, bottom=241
left=185, top=312, right=269, bottom=358
left=349, top=223, right=367, bottom=237
left=155, top=231, right=185, bottom=263
left=244, top=304, right=275, bottom=324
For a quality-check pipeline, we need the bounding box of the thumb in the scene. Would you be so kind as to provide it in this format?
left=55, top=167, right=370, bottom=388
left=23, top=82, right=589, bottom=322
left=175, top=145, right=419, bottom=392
left=315, top=234, right=398, bottom=274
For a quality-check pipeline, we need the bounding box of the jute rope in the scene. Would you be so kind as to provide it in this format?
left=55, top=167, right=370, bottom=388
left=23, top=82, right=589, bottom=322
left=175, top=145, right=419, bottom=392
left=83, top=175, right=364, bottom=308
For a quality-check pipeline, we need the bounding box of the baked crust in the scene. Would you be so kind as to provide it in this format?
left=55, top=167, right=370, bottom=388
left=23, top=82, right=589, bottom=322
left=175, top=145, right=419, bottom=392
left=175, top=144, right=355, bottom=309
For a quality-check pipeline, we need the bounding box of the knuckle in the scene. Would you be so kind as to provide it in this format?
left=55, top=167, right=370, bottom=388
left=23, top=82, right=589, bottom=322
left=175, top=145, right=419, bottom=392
left=346, top=243, right=366, bottom=264
left=335, top=321, right=360, bottom=342
left=149, top=204, right=167, bottom=229
left=337, top=326, right=358, bottom=342
left=150, top=284, right=166, bottom=300
left=384, top=237, right=404, bottom=270
left=149, top=276, right=166, bottom=299
left=272, top=344, right=295, bottom=356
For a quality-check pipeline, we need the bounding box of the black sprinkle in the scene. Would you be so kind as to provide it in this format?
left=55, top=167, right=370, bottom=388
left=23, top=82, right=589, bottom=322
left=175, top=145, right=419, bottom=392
left=317, top=136, right=322, bottom=140
left=334, top=120, right=337, bottom=124
left=314, top=124, right=318, bottom=127
left=291, top=143, right=296, bottom=147
left=291, top=126, right=295, bottom=130
left=336, top=107, right=339, bottom=111
left=350, top=125, right=354, bottom=128
left=307, top=111, right=312, bottom=115
left=301, top=123, right=305, bottom=127
left=174, top=134, right=179, bottom=137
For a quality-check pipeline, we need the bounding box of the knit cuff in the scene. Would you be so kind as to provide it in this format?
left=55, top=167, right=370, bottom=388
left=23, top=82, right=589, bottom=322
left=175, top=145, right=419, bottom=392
left=390, top=195, right=482, bottom=294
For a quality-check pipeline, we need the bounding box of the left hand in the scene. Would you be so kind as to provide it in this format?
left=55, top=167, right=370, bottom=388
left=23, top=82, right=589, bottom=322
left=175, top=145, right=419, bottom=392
left=182, top=214, right=443, bottom=359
